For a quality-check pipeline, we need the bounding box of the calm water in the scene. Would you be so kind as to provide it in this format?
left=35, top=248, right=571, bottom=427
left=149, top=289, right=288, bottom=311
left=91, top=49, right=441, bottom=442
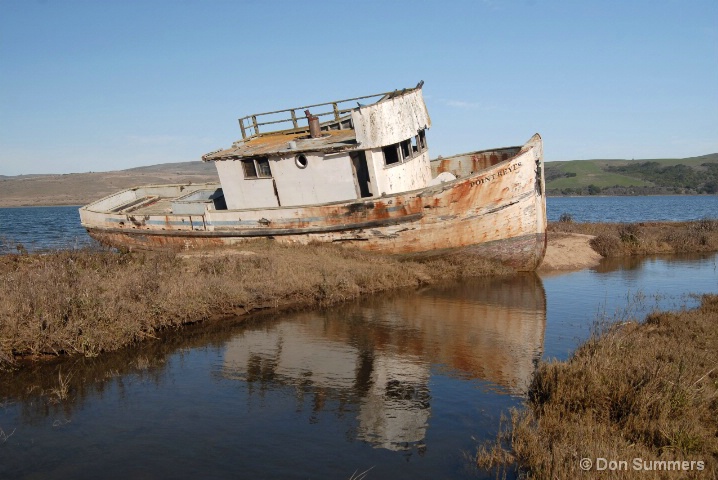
left=0, top=199, right=717, bottom=478
left=547, top=195, right=718, bottom=222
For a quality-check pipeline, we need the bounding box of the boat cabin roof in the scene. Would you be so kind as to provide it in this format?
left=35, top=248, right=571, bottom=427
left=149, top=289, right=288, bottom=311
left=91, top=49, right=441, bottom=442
left=203, top=81, right=426, bottom=162
left=203, top=129, right=358, bottom=161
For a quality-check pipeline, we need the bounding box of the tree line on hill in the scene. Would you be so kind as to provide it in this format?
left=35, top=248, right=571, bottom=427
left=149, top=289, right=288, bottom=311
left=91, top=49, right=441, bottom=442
left=547, top=161, right=718, bottom=196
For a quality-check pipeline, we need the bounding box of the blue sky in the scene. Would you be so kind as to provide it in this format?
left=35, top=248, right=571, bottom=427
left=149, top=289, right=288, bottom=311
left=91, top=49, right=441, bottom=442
left=1, top=0, right=716, bottom=176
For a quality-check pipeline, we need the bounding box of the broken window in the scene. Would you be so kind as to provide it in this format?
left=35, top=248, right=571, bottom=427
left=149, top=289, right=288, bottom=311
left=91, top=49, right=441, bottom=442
left=383, top=130, right=428, bottom=167
left=400, top=140, right=411, bottom=160
left=242, top=159, right=257, bottom=178
left=242, top=157, right=272, bottom=179
left=257, top=157, right=272, bottom=177
left=382, top=145, right=400, bottom=165
left=418, top=129, right=427, bottom=151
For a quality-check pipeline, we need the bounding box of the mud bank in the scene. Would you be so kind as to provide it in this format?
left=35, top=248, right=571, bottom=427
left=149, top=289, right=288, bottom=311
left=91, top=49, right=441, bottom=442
left=538, top=232, right=603, bottom=272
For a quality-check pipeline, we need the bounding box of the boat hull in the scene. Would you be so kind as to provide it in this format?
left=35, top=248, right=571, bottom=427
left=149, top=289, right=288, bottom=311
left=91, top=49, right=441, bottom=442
left=81, top=135, right=547, bottom=271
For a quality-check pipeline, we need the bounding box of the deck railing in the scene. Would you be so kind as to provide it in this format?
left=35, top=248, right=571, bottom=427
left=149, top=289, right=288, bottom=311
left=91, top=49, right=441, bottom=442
left=237, top=90, right=400, bottom=140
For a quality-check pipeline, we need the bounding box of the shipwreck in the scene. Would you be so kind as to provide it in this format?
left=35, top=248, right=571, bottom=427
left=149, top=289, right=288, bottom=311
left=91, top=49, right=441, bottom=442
left=80, top=82, right=547, bottom=270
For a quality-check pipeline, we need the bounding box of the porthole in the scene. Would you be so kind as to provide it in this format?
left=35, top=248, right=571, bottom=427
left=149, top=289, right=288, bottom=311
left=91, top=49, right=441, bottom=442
left=295, top=154, right=308, bottom=169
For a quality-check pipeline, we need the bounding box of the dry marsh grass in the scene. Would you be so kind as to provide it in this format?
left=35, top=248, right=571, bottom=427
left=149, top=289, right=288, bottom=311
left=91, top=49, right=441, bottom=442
left=550, top=218, right=718, bottom=257
left=0, top=241, right=511, bottom=370
left=477, top=295, right=718, bottom=479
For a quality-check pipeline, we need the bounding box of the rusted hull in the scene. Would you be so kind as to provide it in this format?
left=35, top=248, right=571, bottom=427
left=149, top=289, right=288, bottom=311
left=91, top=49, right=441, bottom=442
left=81, top=134, right=546, bottom=271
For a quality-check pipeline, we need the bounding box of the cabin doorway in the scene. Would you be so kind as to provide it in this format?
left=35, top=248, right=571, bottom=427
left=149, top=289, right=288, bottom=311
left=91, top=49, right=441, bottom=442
left=351, top=151, right=372, bottom=198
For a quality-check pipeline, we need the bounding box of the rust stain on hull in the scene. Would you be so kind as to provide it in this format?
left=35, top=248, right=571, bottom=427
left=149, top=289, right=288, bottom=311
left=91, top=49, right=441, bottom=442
left=82, top=135, right=546, bottom=271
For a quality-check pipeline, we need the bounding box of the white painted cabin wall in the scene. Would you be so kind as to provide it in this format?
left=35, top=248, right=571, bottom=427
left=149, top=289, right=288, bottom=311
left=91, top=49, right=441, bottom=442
left=352, top=89, right=431, bottom=149
left=214, top=160, right=279, bottom=210
left=366, top=149, right=432, bottom=195
left=213, top=88, right=434, bottom=208
left=272, top=153, right=358, bottom=206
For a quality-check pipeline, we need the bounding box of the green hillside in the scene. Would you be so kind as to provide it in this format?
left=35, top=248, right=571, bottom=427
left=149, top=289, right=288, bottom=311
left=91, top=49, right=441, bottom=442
left=546, top=153, right=718, bottom=195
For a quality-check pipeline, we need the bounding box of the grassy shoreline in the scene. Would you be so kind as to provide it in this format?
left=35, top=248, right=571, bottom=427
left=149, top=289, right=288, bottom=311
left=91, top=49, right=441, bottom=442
left=0, top=241, right=511, bottom=371
left=1, top=219, right=716, bottom=373
left=550, top=217, right=718, bottom=256
left=477, top=295, right=718, bottom=478
left=476, top=217, right=718, bottom=478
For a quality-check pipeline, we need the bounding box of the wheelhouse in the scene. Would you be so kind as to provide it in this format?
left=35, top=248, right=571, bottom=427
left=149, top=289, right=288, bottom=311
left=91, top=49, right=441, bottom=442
left=201, top=82, right=431, bottom=210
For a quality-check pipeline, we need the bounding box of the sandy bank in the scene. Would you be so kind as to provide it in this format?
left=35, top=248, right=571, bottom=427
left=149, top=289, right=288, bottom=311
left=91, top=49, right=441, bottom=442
left=538, top=233, right=602, bottom=272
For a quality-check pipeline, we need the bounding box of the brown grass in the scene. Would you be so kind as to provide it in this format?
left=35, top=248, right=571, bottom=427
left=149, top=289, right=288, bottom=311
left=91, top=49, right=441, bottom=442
left=476, top=295, right=718, bottom=479
left=0, top=241, right=511, bottom=370
left=550, top=219, right=718, bottom=257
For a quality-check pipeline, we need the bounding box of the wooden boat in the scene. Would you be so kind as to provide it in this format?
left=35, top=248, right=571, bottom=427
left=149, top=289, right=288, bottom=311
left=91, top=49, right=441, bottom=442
left=79, top=82, right=547, bottom=270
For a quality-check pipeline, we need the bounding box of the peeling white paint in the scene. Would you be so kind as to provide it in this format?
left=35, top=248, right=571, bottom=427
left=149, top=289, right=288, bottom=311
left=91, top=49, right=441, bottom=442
left=352, top=89, right=431, bottom=150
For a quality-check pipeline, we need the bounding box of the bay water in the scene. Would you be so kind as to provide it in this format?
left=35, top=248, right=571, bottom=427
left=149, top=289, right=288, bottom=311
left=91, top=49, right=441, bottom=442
left=0, top=197, right=716, bottom=478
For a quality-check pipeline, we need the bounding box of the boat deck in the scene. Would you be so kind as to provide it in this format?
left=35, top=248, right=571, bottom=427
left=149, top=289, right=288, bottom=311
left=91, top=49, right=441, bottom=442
left=127, top=198, right=174, bottom=215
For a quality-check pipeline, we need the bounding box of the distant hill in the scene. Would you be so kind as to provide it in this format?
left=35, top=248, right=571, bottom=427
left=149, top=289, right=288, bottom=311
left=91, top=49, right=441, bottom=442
left=545, top=153, right=718, bottom=195
left=2, top=154, right=717, bottom=207
left=0, top=161, right=219, bottom=207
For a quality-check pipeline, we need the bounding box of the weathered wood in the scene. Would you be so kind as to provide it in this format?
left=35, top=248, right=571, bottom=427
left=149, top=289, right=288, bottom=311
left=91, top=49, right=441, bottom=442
left=80, top=84, right=546, bottom=270
left=81, top=135, right=546, bottom=270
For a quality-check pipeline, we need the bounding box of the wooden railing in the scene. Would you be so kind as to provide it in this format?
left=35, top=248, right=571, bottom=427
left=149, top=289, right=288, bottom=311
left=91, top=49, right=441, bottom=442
left=237, top=90, right=403, bottom=140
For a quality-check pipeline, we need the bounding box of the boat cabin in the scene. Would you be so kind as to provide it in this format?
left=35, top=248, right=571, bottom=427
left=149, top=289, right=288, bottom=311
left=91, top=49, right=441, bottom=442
left=202, top=82, right=432, bottom=210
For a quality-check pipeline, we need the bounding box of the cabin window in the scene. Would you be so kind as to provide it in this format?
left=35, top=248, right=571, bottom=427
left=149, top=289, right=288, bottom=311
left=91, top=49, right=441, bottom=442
left=400, top=139, right=411, bottom=160
left=383, top=130, right=429, bottom=167
left=257, top=157, right=271, bottom=177
left=413, top=129, right=428, bottom=154
left=242, top=157, right=272, bottom=179
left=382, top=145, right=400, bottom=165
left=242, top=159, right=257, bottom=178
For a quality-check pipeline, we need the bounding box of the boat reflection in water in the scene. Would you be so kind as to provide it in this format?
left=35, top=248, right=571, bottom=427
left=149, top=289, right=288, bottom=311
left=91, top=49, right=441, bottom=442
left=221, top=274, right=546, bottom=451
